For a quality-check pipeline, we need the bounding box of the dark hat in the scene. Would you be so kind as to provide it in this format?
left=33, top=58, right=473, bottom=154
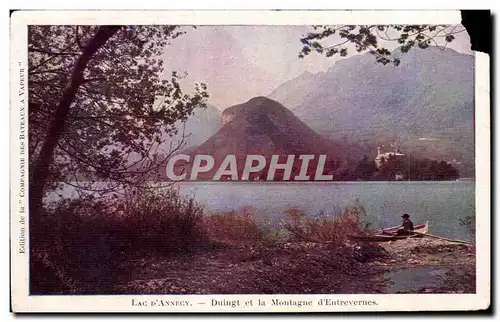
left=402, top=214, right=410, bottom=218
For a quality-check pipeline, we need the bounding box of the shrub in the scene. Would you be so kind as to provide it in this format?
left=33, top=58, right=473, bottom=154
left=31, top=198, right=125, bottom=294
left=201, top=207, right=263, bottom=245
left=120, top=188, right=206, bottom=254
left=281, top=205, right=368, bottom=244
left=30, top=187, right=206, bottom=294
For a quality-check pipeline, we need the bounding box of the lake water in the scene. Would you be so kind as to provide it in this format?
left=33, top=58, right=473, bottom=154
left=49, top=181, right=475, bottom=242
left=384, top=266, right=448, bottom=293
left=176, top=181, right=475, bottom=242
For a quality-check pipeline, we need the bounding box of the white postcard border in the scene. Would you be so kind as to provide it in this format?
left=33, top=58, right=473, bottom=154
left=9, top=10, right=490, bottom=312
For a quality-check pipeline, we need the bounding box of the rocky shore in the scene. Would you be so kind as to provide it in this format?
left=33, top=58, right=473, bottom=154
left=379, top=238, right=475, bottom=293
left=113, top=238, right=475, bottom=295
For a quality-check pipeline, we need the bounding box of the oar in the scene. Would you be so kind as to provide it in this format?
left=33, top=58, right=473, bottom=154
left=412, top=231, right=474, bottom=246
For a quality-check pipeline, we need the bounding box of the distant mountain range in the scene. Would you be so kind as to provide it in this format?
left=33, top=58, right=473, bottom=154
left=268, top=47, right=475, bottom=177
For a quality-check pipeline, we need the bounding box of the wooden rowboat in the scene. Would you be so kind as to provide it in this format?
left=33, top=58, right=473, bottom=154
left=348, top=221, right=429, bottom=242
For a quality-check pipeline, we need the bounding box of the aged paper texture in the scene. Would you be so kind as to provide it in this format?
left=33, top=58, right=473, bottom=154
left=10, top=10, right=490, bottom=312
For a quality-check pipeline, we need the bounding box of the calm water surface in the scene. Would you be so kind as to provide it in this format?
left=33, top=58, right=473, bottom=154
left=49, top=181, right=475, bottom=242
left=176, top=181, right=475, bottom=242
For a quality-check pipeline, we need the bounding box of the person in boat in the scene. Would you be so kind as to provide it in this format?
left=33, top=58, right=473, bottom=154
left=396, top=213, right=414, bottom=236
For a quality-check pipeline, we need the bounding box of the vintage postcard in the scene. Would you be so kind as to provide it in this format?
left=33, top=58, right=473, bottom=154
left=10, top=10, right=490, bottom=312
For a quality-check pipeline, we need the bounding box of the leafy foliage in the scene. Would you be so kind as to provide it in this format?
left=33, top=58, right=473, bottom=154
left=202, top=208, right=264, bottom=245
left=299, top=25, right=466, bottom=65
left=29, top=26, right=209, bottom=197
left=350, top=154, right=460, bottom=181
left=31, top=188, right=206, bottom=294
left=353, top=155, right=378, bottom=180
left=281, top=205, right=368, bottom=244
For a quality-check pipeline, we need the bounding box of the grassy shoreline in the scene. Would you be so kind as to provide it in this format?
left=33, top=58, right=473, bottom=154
left=31, top=189, right=475, bottom=295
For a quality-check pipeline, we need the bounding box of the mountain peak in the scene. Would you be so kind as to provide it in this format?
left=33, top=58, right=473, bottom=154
left=392, top=45, right=470, bottom=58
left=179, top=97, right=356, bottom=180
left=267, top=45, right=475, bottom=177
left=223, top=96, right=290, bottom=116
left=247, top=96, right=275, bottom=106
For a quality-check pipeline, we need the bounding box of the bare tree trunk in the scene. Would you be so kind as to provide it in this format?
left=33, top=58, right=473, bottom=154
left=30, top=26, right=121, bottom=231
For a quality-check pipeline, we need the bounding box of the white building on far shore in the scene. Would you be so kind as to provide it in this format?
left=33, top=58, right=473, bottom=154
left=375, top=146, right=406, bottom=169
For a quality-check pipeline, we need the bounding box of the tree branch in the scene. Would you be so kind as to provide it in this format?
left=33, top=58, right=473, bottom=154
left=28, top=47, right=80, bottom=56
left=75, top=26, right=85, bottom=50
left=30, top=25, right=122, bottom=223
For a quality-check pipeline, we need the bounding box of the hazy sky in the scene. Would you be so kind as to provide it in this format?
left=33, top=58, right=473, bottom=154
left=161, top=25, right=473, bottom=110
